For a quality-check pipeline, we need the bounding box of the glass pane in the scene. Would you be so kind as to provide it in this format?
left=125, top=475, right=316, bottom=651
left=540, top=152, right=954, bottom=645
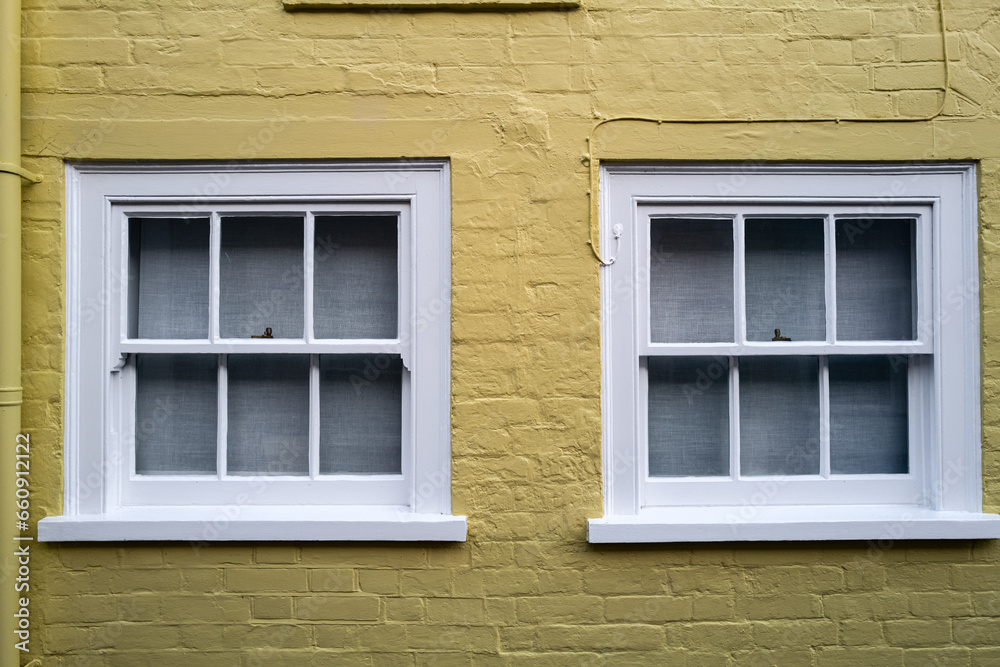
left=740, top=356, right=820, bottom=475
left=650, top=219, right=734, bottom=343
left=314, top=216, right=398, bottom=339
left=745, top=218, right=826, bottom=342
left=220, top=216, right=304, bottom=339
left=830, top=355, right=908, bottom=474
left=648, top=356, right=730, bottom=477
left=128, top=218, right=209, bottom=339
left=135, top=354, right=217, bottom=475
left=319, top=354, right=402, bottom=474
left=227, top=354, right=309, bottom=476
left=836, top=219, right=915, bottom=340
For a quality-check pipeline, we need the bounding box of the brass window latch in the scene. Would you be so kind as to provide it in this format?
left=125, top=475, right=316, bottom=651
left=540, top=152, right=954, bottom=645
left=252, top=327, right=273, bottom=339
left=772, top=328, right=791, bottom=341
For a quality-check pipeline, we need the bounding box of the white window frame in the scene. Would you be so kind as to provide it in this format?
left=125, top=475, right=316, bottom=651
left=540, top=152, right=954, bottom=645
left=40, top=161, right=466, bottom=542
left=589, top=162, right=1000, bottom=543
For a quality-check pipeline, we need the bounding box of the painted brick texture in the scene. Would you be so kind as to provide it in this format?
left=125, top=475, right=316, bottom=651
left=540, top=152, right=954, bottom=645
left=18, top=0, right=1000, bottom=663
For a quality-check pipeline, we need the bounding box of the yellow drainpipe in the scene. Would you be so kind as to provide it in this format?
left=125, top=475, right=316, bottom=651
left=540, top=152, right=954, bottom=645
left=2, top=0, right=41, bottom=664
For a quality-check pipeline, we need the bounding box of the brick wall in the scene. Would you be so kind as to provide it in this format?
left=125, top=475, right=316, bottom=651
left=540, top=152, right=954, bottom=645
left=19, top=0, right=1000, bottom=663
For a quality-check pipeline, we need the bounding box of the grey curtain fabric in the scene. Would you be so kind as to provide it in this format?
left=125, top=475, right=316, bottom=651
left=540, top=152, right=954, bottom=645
left=319, top=354, right=403, bottom=474
left=644, top=216, right=912, bottom=479
left=130, top=214, right=406, bottom=478
left=131, top=218, right=210, bottom=339
left=650, top=219, right=734, bottom=343
left=836, top=219, right=915, bottom=341
left=220, top=217, right=304, bottom=339
left=226, top=354, right=310, bottom=476
left=135, top=354, right=218, bottom=474
left=829, top=355, right=909, bottom=474
left=314, top=216, right=398, bottom=339
left=745, top=218, right=826, bottom=342
left=648, top=356, right=730, bottom=477
left=740, top=356, right=820, bottom=476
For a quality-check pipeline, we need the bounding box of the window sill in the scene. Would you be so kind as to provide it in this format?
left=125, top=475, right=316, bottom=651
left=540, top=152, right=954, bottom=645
left=588, top=506, right=1000, bottom=543
left=38, top=506, right=467, bottom=542
left=283, top=0, right=579, bottom=9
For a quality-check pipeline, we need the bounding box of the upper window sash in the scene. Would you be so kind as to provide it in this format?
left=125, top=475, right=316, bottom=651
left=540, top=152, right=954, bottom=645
left=635, top=203, right=933, bottom=357
left=113, top=201, right=413, bottom=361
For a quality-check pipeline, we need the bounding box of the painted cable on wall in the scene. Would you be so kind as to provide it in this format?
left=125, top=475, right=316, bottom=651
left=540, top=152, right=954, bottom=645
left=586, top=0, right=953, bottom=265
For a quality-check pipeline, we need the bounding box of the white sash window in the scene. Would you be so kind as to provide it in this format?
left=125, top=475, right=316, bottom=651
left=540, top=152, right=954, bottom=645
left=41, top=162, right=465, bottom=542
left=590, top=163, right=1000, bottom=542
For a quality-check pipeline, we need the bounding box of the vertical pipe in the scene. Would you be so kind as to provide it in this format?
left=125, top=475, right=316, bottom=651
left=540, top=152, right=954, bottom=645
left=1, top=1, right=24, bottom=665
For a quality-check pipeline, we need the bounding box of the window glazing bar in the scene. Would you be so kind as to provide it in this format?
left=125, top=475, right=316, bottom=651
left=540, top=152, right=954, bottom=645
left=825, top=214, right=836, bottom=344
left=819, top=355, right=831, bottom=478
left=730, top=356, right=740, bottom=481
left=304, top=212, right=315, bottom=343
left=309, top=353, right=320, bottom=479
left=217, top=354, right=228, bottom=479
left=735, top=214, right=746, bottom=344
left=210, top=211, right=221, bottom=343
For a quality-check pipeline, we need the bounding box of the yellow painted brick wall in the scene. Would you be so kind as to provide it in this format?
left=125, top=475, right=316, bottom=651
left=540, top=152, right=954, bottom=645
left=18, top=0, right=1000, bottom=663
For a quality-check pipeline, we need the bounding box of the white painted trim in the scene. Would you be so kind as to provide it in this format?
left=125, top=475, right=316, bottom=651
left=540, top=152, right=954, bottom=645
left=218, top=354, right=228, bottom=478
left=596, top=162, right=995, bottom=541
left=67, top=160, right=452, bottom=175
left=604, top=162, right=979, bottom=178
left=642, top=342, right=932, bottom=356
left=304, top=212, right=316, bottom=344
left=588, top=508, right=1000, bottom=543
left=309, top=354, right=320, bottom=479
left=210, top=212, right=221, bottom=342
left=40, top=507, right=467, bottom=542
left=644, top=475, right=920, bottom=507
left=960, top=164, right=982, bottom=511
left=120, top=341, right=403, bottom=354
left=57, top=161, right=462, bottom=541
left=63, top=163, right=83, bottom=516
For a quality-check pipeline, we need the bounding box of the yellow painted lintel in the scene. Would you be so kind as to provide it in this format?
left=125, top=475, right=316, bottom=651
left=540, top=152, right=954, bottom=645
left=284, top=0, right=579, bottom=11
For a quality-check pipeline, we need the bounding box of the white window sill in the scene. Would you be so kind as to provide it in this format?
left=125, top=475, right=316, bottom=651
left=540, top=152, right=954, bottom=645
left=588, top=506, right=1000, bottom=543
left=38, top=506, right=467, bottom=542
